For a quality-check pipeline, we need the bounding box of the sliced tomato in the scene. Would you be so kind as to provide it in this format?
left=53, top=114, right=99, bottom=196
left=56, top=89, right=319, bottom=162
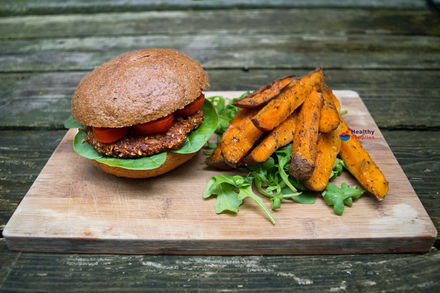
left=133, top=113, right=174, bottom=134
left=93, top=126, right=129, bottom=143
left=175, top=93, right=205, bottom=116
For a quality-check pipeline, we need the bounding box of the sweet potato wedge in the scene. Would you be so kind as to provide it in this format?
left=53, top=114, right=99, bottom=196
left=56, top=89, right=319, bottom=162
left=303, top=124, right=342, bottom=191
left=251, top=67, right=326, bottom=132
left=339, top=118, right=389, bottom=201
left=221, top=108, right=265, bottom=168
left=289, top=89, right=324, bottom=180
left=319, top=88, right=340, bottom=133
left=243, top=111, right=298, bottom=166
left=322, top=85, right=340, bottom=112
left=206, top=108, right=251, bottom=170
left=232, top=75, right=298, bottom=109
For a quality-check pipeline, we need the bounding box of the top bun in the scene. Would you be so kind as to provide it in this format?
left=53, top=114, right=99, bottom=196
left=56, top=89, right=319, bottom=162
left=71, top=48, right=209, bottom=128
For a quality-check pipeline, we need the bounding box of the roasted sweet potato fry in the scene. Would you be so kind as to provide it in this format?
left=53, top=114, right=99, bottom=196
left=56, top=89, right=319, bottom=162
left=221, top=108, right=265, bottom=168
left=339, top=118, right=389, bottom=201
left=251, top=67, right=325, bottom=132
left=206, top=108, right=252, bottom=170
left=289, top=89, right=324, bottom=180
left=243, top=111, right=298, bottom=166
left=232, top=75, right=298, bottom=109
left=322, top=85, right=341, bottom=113
left=303, top=124, right=342, bottom=191
left=319, top=88, right=340, bottom=133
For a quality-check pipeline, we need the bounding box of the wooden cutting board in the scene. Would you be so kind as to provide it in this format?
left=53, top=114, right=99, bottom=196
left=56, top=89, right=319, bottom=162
left=3, top=91, right=437, bottom=255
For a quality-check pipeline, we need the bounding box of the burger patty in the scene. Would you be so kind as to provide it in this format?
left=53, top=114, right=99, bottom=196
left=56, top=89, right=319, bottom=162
left=84, top=109, right=204, bottom=158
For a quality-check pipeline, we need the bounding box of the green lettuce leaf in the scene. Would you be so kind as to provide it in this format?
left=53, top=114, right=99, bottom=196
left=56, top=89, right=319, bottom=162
left=172, top=98, right=218, bottom=154
left=73, top=130, right=102, bottom=160
left=67, top=99, right=218, bottom=170
left=64, top=116, right=84, bottom=130
left=72, top=129, right=167, bottom=170
left=96, top=152, right=167, bottom=170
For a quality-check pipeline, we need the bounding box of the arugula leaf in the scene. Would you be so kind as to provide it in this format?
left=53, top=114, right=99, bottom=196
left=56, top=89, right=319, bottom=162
left=239, top=143, right=315, bottom=210
left=207, top=141, right=218, bottom=150
left=203, top=177, right=243, bottom=213
left=329, top=158, right=345, bottom=181
left=203, top=174, right=275, bottom=225
left=207, top=92, right=250, bottom=134
left=236, top=184, right=276, bottom=225
left=214, top=184, right=243, bottom=213
left=322, top=183, right=365, bottom=215
left=66, top=99, right=218, bottom=170
left=289, top=191, right=316, bottom=204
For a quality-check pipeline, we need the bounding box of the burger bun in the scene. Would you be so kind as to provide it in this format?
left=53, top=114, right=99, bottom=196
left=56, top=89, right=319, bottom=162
left=91, top=151, right=197, bottom=178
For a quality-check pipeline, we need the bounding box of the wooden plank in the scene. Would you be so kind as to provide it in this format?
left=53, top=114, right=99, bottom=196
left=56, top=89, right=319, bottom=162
left=3, top=91, right=437, bottom=254
left=4, top=246, right=440, bottom=291
left=1, top=9, right=439, bottom=39
left=0, top=34, right=439, bottom=73
left=5, top=34, right=439, bottom=55
left=0, top=237, right=439, bottom=291
left=0, top=130, right=65, bottom=232
left=1, top=70, right=439, bottom=129
left=0, top=0, right=429, bottom=17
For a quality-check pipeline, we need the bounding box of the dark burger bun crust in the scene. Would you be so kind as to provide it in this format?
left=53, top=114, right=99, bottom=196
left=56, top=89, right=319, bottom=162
left=91, top=151, right=197, bottom=178
left=70, top=48, right=209, bottom=178
left=71, top=48, right=209, bottom=128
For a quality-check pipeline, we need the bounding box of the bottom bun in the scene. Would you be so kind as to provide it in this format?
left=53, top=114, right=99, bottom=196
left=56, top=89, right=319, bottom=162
left=91, top=151, right=197, bottom=178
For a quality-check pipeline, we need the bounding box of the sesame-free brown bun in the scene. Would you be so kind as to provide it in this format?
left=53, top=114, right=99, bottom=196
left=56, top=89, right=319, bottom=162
left=71, top=48, right=210, bottom=178
left=71, top=48, right=209, bottom=128
left=91, top=151, right=197, bottom=178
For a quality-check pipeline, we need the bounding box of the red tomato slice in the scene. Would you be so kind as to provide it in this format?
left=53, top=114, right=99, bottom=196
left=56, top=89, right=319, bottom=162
left=175, top=93, right=205, bottom=116
left=93, top=126, right=129, bottom=143
left=133, top=113, right=174, bottom=134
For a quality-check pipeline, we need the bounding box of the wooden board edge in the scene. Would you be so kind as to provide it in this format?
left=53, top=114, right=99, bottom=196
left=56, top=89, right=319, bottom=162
left=4, top=235, right=436, bottom=255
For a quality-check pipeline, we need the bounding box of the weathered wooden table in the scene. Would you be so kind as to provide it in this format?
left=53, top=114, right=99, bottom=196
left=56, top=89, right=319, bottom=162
left=1, top=0, right=439, bottom=291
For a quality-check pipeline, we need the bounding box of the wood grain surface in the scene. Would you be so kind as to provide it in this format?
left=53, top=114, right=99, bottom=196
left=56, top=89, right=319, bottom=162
left=3, top=91, right=436, bottom=255
left=0, top=0, right=430, bottom=17
left=1, top=0, right=439, bottom=290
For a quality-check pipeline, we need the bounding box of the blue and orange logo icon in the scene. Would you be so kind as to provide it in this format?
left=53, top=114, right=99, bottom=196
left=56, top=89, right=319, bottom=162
left=339, top=131, right=351, bottom=141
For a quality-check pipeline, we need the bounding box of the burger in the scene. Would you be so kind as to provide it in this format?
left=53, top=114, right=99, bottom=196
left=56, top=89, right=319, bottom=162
left=65, top=48, right=217, bottom=178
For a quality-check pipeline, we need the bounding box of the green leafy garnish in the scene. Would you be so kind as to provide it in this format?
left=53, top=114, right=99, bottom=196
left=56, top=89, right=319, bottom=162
left=97, top=152, right=167, bottom=170
left=322, top=183, right=365, bottom=215
left=172, top=99, right=218, bottom=154
left=204, top=174, right=276, bottom=225
left=329, top=158, right=345, bottom=181
left=204, top=176, right=243, bottom=213
left=64, top=116, right=84, bottom=130
left=207, top=92, right=250, bottom=135
left=240, top=144, right=315, bottom=210
left=66, top=99, right=218, bottom=170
